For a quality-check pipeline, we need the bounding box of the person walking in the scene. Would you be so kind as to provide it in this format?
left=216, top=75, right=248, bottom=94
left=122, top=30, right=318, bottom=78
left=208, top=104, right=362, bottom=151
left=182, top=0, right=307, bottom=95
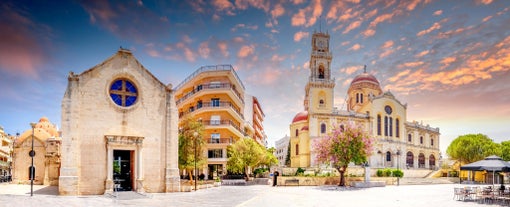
left=272, top=170, right=279, bottom=187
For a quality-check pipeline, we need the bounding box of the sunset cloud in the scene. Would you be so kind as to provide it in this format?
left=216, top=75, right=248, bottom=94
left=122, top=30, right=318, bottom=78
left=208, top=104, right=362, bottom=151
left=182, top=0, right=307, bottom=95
left=238, top=44, right=255, bottom=58
left=0, top=4, right=49, bottom=78
left=349, top=43, right=362, bottom=51
left=343, top=20, right=362, bottom=34
left=417, top=22, right=441, bottom=36
left=294, top=31, right=309, bottom=42
left=290, top=0, right=323, bottom=27
left=271, top=4, right=285, bottom=18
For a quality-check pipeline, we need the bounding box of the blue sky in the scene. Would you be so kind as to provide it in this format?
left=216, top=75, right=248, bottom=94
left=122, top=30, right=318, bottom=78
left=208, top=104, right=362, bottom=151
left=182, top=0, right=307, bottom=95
left=1, top=0, right=509, bottom=155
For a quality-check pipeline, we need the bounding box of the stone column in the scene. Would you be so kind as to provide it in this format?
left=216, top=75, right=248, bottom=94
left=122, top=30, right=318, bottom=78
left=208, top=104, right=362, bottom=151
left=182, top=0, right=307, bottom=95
left=104, top=143, right=113, bottom=193
left=165, top=86, right=180, bottom=192
left=59, top=72, right=81, bottom=195
left=136, top=141, right=144, bottom=193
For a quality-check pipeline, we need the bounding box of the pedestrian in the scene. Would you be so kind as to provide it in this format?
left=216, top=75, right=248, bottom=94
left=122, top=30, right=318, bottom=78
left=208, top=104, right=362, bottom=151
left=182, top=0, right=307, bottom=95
left=273, top=170, right=279, bottom=187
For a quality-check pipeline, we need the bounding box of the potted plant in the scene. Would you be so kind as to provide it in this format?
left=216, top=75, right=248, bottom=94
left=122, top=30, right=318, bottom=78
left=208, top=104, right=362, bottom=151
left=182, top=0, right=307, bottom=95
left=214, top=177, right=221, bottom=187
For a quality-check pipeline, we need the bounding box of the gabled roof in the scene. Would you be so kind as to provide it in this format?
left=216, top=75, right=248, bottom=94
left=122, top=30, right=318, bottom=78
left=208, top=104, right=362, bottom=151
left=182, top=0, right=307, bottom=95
left=77, top=48, right=171, bottom=90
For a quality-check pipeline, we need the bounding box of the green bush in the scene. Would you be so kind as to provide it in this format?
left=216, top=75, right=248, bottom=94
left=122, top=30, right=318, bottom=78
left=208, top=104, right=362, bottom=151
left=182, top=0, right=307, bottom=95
left=383, top=168, right=393, bottom=177
left=392, top=169, right=404, bottom=178
left=376, top=169, right=384, bottom=177
left=295, top=167, right=305, bottom=176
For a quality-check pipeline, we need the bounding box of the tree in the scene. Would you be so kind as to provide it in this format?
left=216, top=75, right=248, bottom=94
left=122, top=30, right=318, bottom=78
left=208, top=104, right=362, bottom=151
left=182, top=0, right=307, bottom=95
left=446, top=134, right=501, bottom=164
left=313, top=122, right=373, bottom=186
left=227, top=138, right=276, bottom=179
left=501, top=141, right=510, bottom=161
left=178, top=117, right=206, bottom=182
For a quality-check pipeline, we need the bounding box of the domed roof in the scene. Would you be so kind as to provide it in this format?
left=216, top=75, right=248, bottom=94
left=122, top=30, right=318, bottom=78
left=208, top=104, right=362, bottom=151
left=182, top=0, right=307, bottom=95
left=35, top=117, right=59, bottom=137
left=350, top=72, right=380, bottom=86
left=292, top=111, right=308, bottom=123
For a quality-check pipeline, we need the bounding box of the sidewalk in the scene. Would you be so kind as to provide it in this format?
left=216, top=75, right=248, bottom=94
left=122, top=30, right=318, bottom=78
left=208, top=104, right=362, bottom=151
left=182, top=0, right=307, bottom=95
left=0, top=183, right=488, bottom=207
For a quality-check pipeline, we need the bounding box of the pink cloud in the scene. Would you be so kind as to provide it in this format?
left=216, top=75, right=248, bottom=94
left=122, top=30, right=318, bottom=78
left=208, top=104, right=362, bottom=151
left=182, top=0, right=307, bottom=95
left=476, top=0, right=493, bottom=5
left=415, top=50, right=430, bottom=58
left=212, top=0, right=234, bottom=11
left=271, top=4, right=285, bottom=18
left=381, top=40, right=394, bottom=49
left=198, top=41, right=210, bottom=58
left=417, top=22, right=441, bottom=36
left=294, top=31, right=309, bottom=42
left=217, top=41, right=229, bottom=57
left=0, top=4, right=49, bottom=78
left=433, top=10, right=443, bottom=16
left=290, top=0, right=323, bottom=27
left=342, top=65, right=363, bottom=75
left=238, top=45, right=255, bottom=58
left=348, top=43, right=362, bottom=51
left=343, top=20, right=362, bottom=34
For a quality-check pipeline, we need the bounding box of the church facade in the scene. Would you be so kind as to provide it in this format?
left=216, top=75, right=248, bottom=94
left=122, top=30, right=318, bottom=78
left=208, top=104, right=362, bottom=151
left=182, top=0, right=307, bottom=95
left=59, top=49, right=180, bottom=195
left=290, top=31, right=440, bottom=171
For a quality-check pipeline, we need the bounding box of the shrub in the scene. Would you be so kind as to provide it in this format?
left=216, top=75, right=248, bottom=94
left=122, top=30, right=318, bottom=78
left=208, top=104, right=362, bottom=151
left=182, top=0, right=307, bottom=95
left=383, top=168, right=393, bottom=177
left=295, top=167, right=305, bottom=176
left=392, top=169, right=404, bottom=178
left=376, top=169, right=384, bottom=177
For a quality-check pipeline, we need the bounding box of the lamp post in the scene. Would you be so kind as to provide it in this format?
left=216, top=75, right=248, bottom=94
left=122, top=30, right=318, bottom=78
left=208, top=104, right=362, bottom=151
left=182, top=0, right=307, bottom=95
left=29, top=123, right=36, bottom=196
left=193, top=132, right=198, bottom=191
left=396, top=150, right=401, bottom=186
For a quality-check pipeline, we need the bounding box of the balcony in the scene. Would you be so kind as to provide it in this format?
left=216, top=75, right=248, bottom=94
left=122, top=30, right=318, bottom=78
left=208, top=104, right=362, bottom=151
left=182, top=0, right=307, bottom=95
left=176, top=82, right=244, bottom=106
left=179, top=101, right=244, bottom=121
left=175, top=65, right=245, bottom=91
left=199, top=120, right=247, bottom=138
left=207, top=138, right=233, bottom=144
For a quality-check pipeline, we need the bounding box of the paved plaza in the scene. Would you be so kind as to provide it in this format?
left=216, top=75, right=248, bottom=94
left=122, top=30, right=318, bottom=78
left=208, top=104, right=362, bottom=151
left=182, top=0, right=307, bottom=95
left=0, top=183, right=491, bottom=207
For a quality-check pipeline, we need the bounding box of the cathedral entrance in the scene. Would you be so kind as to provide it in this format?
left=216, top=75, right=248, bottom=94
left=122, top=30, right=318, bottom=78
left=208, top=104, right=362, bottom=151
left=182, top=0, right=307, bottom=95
left=113, top=150, right=134, bottom=191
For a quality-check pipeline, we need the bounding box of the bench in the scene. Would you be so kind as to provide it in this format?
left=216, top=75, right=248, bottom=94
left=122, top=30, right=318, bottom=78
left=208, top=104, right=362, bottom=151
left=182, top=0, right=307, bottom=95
left=284, top=179, right=299, bottom=186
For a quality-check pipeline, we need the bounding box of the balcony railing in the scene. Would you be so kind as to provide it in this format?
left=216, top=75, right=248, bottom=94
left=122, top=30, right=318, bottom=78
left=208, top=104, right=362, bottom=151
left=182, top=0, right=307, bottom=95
left=311, top=51, right=332, bottom=59
left=176, top=82, right=244, bottom=105
left=207, top=138, right=233, bottom=144
left=179, top=101, right=244, bottom=120
left=199, top=120, right=246, bottom=136
left=174, top=64, right=245, bottom=91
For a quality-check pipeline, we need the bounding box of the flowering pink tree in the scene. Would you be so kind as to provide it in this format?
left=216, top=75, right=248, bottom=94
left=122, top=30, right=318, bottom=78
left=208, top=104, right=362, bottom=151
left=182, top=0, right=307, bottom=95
left=313, top=122, right=374, bottom=186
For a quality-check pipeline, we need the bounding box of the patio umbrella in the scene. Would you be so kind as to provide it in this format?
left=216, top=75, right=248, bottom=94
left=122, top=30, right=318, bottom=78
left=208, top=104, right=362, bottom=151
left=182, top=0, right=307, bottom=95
left=460, top=155, right=510, bottom=187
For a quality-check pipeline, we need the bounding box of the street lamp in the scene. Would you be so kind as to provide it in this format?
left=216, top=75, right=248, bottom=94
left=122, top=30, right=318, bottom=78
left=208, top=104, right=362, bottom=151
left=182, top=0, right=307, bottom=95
left=193, top=131, right=198, bottom=191
left=396, top=150, right=401, bottom=186
left=29, top=122, right=36, bottom=196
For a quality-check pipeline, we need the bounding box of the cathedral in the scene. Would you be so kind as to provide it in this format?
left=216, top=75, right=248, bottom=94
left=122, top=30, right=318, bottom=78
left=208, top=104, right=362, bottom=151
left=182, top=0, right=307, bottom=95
left=290, top=31, right=440, bottom=171
left=59, top=49, right=180, bottom=195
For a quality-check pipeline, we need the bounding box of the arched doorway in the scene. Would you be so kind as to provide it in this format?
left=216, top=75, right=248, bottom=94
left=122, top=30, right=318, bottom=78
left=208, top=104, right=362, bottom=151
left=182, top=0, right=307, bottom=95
left=429, top=154, right=436, bottom=169
left=386, top=151, right=392, bottom=167
left=318, top=66, right=325, bottom=79
left=418, top=153, right=425, bottom=168
left=406, top=152, right=414, bottom=168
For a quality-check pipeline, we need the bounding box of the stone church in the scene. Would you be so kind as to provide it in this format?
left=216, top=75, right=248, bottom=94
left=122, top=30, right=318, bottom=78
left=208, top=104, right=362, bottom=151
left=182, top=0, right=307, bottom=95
left=59, top=48, right=180, bottom=195
left=12, top=117, right=61, bottom=186
left=290, top=31, right=440, bottom=171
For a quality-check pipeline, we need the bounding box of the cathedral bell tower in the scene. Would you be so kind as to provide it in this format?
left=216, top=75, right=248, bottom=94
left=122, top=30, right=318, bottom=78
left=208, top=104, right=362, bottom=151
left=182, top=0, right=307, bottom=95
left=304, top=31, right=335, bottom=114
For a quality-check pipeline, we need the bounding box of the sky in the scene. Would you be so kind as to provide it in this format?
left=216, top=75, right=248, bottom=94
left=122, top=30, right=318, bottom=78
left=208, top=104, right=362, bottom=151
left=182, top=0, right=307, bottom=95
left=1, top=0, right=509, bottom=156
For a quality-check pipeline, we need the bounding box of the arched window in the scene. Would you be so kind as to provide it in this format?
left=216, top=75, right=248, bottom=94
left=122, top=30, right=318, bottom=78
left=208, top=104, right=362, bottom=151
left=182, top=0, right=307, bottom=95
left=377, top=115, right=382, bottom=135
left=318, top=66, right=325, bottom=79
left=420, top=136, right=423, bottom=144
left=295, top=144, right=299, bottom=155
left=408, top=134, right=412, bottom=142
left=406, top=152, right=414, bottom=168
left=320, top=123, right=326, bottom=134
left=319, top=99, right=324, bottom=105
left=295, top=129, right=299, bottom=137
left=431, top=138, right=434, bottom=146
left=389, top=117, right=393, bottom=137
left=384, top=116, right=388, bottom=136
left=429, top=155, right=436, bottom=168
left=356, top=93, right=359, bottom=103
left=396, top=118, right=400, bottom=138
left=418, top=153, right=425, bottom=168
left=386, top=151, right=392, bottom=162
left=360, top=93, right=363, bottom=103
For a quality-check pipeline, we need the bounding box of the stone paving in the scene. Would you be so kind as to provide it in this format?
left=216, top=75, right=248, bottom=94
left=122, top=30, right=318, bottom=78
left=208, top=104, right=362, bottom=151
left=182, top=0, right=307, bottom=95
left=0, top=183, right=491, bottom=207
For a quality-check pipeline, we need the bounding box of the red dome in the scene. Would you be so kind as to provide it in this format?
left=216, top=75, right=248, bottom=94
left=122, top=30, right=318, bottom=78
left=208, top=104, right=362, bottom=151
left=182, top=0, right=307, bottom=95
left=351, top=72, right=380, bottom=86
left=292, top=111, right=308, bottom=123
